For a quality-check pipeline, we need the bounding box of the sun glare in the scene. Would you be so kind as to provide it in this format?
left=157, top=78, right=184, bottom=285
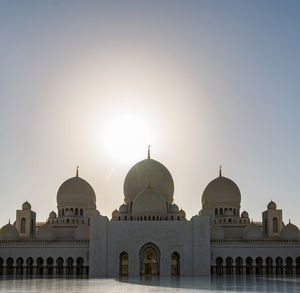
left=102, top=114, right=154, bottom=164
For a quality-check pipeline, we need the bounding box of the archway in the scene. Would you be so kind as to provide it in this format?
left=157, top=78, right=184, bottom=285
left=225, top=257, right=233, bottom=275
left=245, top=257, right=253, bottom=275
left=140, top=243, right=160, bottom=276
left=26, top=258, right=33, bottom=276
left=266, top=257, right=273, bottom=275
left=6, top=257, right=14, bottom=276
left=0, top=258, right=3, bottom=276
left=119, top=252, right=128, bottom=276
left=286, top=257, right=293, bottom=275
left=66, top=257, right=74, bottom=276
left=76, top=257, right=84, bottom=276
left=16, top=257, right=24, bottom=276
left=46, top=257, right=54, bottom=275
left=36, top=257, right=44, bottom=275
left=171, top=252, right=180, bottom=275
left=276, top=257, right=283, bottom=275
left=56, top=257, right=64, bottom=276
left=216, top=257, right=223, bottom=275
left=236, top=257, right=243, bottom=275
left=255, top=257, right=263, bottom=275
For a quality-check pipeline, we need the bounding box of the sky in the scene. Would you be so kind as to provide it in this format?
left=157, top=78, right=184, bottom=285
left=0, top=0, right=300, bottom=226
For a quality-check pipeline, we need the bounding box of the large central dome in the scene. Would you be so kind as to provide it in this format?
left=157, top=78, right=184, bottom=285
left=123, top=158, right=174, bottom=204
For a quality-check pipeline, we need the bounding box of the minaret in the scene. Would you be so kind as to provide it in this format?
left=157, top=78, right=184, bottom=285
left=147, top=145, right=151, bottom=159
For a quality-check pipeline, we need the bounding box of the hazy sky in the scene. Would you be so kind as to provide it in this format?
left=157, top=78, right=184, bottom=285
left=1, top=1, right=300, bottom=226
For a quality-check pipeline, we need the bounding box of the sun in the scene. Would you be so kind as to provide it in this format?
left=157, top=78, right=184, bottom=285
left=102, top=114, right=154, bottom=164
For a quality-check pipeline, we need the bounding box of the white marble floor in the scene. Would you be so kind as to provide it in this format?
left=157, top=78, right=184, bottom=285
left=0, top=276, right=300, bottom=292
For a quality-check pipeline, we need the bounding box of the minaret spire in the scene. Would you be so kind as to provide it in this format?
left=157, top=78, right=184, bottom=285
left=147, top=145, right=151, bottom=159
left=76, top=166, right=79, bottom=177
left=219, top=165, right=222, bottom=177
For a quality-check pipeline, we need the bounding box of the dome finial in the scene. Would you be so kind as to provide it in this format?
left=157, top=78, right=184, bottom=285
left=289, top=219, right=291, bottom=224
left=219, top=165, right=222, bottom=177
left=76, top=166, right=79, bottom=177
left=147, top=145, right=151, bottom=159
left=8, top=219, right=10, bottom=224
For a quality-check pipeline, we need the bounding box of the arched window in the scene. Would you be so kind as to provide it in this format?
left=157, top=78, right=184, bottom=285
left=256, top=257, right=263, bottom=275
left=119, top=252, right=128, bottom=276
left=36, top=257, right=44, bottom=275
left=16, top=257, right=24, bottom=275
left=56, top=257, right=64, bottom=276
left=46, top=257, right=54, bottom=275
left=80, top=209, right=83, bottom=216
left=220, top=208, right=223, bottom=215
left=273, top=217, right=278, bottom=233
left=236, top=257, right=243, bottom=275
left=26, top=257, right=33, bottom=275
left=216, top=257, right=223, bottom=275
left=20, top=217, right=26, bottom=233
left=66, top=257, right=74, bottom=275
left=76, top=257, right=84, bottom=276
left=215, top=208, right=218, bottom=216
left=286, top=257, right=293, bottom=275
left=75, top=208, right=78, bottom=215
left=225, top=257, right=233, bottom=275
left=276, top=257, right=283, bottom=275
left=266, top=257, right=273, bottom=275
left=171, top=252, right=180, bottom=275
left=246, top=257, right=253, bottom=275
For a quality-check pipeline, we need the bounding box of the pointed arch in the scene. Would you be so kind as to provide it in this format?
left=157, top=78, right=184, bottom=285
left=139, top=242, right=160, bottom=276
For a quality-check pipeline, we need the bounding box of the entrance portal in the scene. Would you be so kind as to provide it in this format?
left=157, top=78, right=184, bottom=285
left=140, top=243, right=160, bottom=276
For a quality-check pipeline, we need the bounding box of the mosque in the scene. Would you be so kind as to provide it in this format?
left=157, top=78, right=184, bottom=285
left=0, top=147, right=300, bottom=277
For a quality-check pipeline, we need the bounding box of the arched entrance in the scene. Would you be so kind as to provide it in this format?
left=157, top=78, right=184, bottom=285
left=140, top=243, right=160, bottom=276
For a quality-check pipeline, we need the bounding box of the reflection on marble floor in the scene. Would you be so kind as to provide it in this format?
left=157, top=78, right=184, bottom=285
left=0, top=276, right=300, bottom=292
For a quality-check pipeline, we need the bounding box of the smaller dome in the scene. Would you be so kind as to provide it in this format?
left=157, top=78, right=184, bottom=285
left=132, top=188, right=167, bottom=217
left=65, top=209, right=73, bottom=217
left=22, top=201, right=31, bottom=210
left=49, top=211, right=57, bottom=218
left=179, top=209, right=186, bottom=218
left=241, top=211, right=249, bottom=218
left=57, top=176, right=96, bottom=207
left=0, top=223, right=19, bottom=241
left=74, top=224, right=89, bottom=240
left=119, top=204, right=128, bottom=213
left=37, top=224, right=56, bottom=241
left=170, top=204, right=179, bottom=213
left=211, top=225, right=225, bottom=240
left=267, top=201, right=276, bottom=210
left=280, top=222, right=299, bottom=241
left=243, top=225, right=262, bottom=240
left=112, top=209, right=120, bottom=218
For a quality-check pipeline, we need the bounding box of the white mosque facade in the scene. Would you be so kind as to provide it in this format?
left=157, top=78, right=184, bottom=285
left=0, top=150, right=300, bottom=277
